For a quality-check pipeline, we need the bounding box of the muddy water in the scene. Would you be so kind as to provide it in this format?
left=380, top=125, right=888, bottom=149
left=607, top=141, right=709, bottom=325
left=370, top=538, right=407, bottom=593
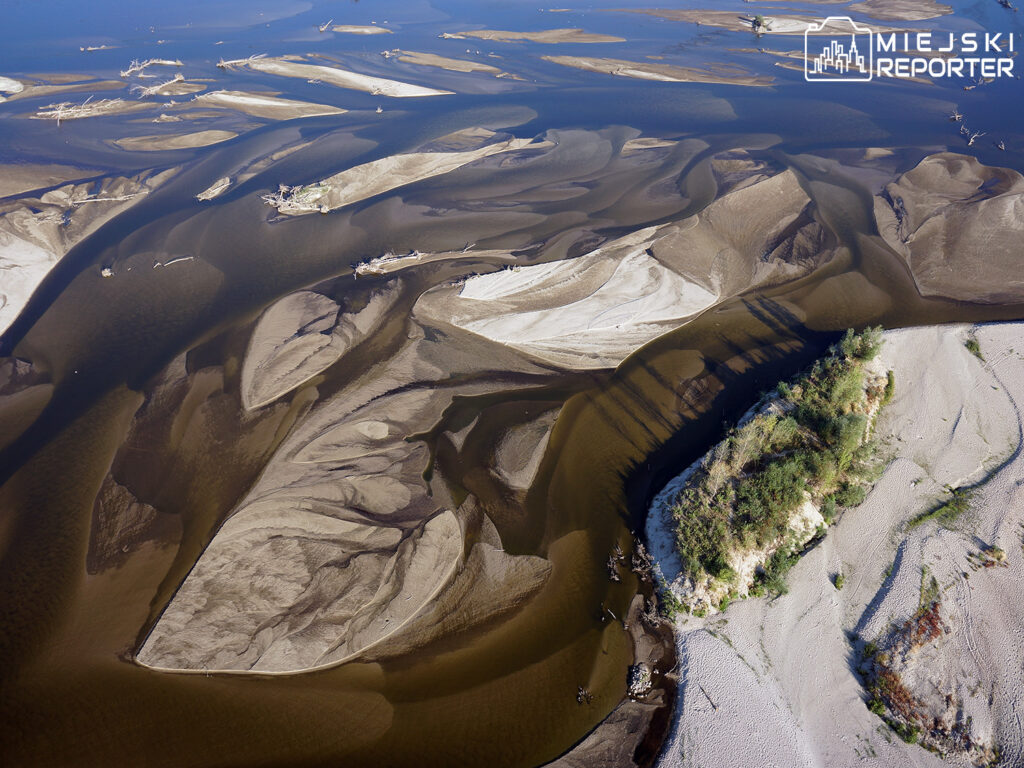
left=2, top=6, right=1024, bottom=763
left=4, top=113, right=1024, bottom=768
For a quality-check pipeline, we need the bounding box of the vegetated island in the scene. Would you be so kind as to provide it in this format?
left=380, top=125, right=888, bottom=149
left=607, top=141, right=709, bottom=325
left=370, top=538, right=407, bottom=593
left=657, top=327, right=893, bottom=616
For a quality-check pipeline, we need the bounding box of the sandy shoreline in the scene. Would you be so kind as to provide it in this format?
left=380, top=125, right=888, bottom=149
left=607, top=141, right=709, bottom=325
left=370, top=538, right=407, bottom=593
left=651, top=322, right=1024, bottom=767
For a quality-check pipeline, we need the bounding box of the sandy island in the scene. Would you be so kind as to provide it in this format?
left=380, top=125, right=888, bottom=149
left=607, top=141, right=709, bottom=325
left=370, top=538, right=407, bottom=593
left=113, top=130, right=238, bottom=151
left=542, top=55, right=774, bottom=87
left=263, top=127, right=549, bottom=215
left=332, top=24, right=392, bottom=35
left=440, top=28, right=624, bottom=43
left=189, top=90, right=346, bottom=120
left=242, top=56, right=454, bottom=97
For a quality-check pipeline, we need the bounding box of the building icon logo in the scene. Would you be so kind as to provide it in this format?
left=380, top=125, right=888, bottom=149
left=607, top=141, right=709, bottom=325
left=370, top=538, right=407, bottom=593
left=805, top=17, right=873, bottom=82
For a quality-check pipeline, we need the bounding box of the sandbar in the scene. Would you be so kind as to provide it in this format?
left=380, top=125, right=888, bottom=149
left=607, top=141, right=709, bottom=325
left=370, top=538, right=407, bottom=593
left=245, top=57, right=453, bottom=97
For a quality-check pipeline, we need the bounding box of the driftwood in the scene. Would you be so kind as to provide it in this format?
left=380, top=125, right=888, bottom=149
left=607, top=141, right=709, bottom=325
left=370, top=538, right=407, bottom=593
left=217, top=53, right=267, bottom=70
left=120, top=58, right=183, bottom=78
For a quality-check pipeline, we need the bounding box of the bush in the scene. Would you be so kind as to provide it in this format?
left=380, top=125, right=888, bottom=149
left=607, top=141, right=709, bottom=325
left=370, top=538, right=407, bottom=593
left=821, top=495, right=838, bottom=524
left=833, top=571, right=845, bottom=590
left=835, top=482, right=867, bottom=507
left=839, top=326, right=883, bottom=361
left=669, top=327, right=891, bottom=602
left=882, top=370, right=896, bottom=405
left=965, top=337, right=984, bottom=362
left=894, top=722, right=920, bottom=744
left=908, top=486, right=972, bottom=529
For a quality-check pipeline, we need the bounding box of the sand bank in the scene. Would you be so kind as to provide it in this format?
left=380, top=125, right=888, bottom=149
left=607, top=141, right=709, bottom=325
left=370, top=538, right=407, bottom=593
left=0, top=168, right=176, bottom=334
left=189, top=90, right=346, bottom=119
left=418, top=162, right=833, bottom=368
left=0, top=75, right=24, bottom=100
left=332, top=24, right=392, bottom=35
left=618, top=9, right=902, bottom=35
left=196, top=176, right=231, bottom=201
left=30, top=97, right=151, bottom=121
left=243, top=56, right=453, bottom=97
left=388, top=49, right=517, bottom=78
left=113, top=129, right=238, bottom=151
left=652, top=323, right=1024, bottom=767
left=427, top=227, right=718, bottom=368
left=264, top=127, right=546, bottom=215
left=875, top=153, right=1024, bottom=305
left=5, top=78, right=125, bottom=103
left=542, top=55, right=773, bottom=86
left=137, top=283, right=556, bottom=673
left=847, top=0, right=952, bottom=21
left=441, top=27, right=624, bottom=43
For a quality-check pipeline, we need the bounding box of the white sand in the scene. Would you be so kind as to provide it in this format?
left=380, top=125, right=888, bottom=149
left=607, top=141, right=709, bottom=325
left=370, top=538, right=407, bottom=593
left=450, top=229, right=717, bottom=367
left=441, top=28, right=624, bottom=43
left=245, top=57, right=453, bottom=97
left=542, top=55, right=773, bottom=87
left=417, top=223, right=721, bottom=369
left=189, top=90, right=346, bottom=120
left=332, top=25, right=392, bottom=35
left=0, top=232, right=59, bottom=335
left=266, top=129, right=545, bottom=215
left=652, top=323, right=1024, bottom=768
left=0, top=75, right=25, bottom=95
left=0, top=169, right=176, bottom=335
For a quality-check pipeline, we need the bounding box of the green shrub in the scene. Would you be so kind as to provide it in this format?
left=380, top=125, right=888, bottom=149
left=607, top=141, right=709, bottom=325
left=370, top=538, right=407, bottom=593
left=839, top=326, right=883, bottom=361
left=868, top=698, right=886, bottom=716
left=821, top=495, right=838, bottom=524
left=669, top=327, right=891, bottom=605
left=882, top=370, right=896, bottom=405
left=908, top=486, right=972, bottom=529
left=833, top=571, right=845, bottom=590
left=835, top=482, right=867, bottom=507
left=965, top=337, right=984, bottom=362
left=894, top=723, right=920, bottom=744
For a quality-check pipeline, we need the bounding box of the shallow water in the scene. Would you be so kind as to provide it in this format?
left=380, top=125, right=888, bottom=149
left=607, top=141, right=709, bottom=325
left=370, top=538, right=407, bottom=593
left=1, top=1, right=1023, bottom=766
